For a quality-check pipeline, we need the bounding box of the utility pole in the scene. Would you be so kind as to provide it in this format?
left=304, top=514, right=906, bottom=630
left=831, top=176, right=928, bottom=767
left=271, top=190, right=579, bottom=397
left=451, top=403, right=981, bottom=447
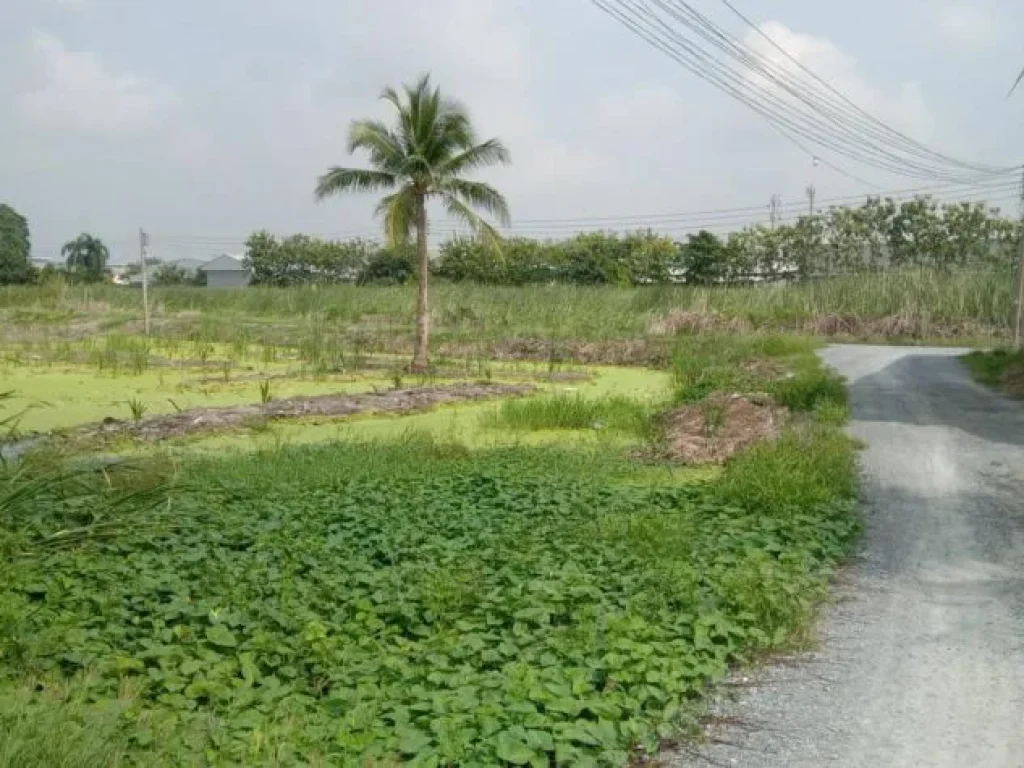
left=806, top=184, right=816, bottom=217
left=769, top=194, right=782, bottom=229
left=1014, top=167, right=1024, bottom=348
left=139, top=228, right=150, bottom=336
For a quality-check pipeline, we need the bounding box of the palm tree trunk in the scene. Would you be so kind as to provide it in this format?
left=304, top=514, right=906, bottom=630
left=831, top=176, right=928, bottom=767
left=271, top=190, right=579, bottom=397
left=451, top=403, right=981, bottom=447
left=411, top=194, right=430, bottom=372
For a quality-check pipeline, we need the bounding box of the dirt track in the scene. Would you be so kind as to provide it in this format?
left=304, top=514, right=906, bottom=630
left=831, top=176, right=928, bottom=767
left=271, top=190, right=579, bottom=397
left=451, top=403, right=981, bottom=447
left=76, top=383, right=534, bottom=442
left=681, top=345, right=1024, bottom=767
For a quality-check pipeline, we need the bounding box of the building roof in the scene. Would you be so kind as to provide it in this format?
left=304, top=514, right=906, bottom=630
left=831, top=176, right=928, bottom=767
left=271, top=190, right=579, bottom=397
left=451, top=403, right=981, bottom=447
left=198, top=254, right=247, bottom=272
left=168, top=258, right=206, bottom=271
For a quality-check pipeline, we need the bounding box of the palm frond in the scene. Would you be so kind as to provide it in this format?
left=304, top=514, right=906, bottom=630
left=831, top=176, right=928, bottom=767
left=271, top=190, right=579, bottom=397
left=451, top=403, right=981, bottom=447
left=437, top=138, right=511, bottom=176
left=315, top=168, right=397, bottom=200
left=441, top=196, right=503, bottom=248
left=415, top=81, right=441, bottom=146
left=374, top=188, right=418, bottom=247
left=347, top=120, right=406, bottom=170
left=381, top=85, right=415, bottom=152
left=435, top=178, right=511, bottom=227
left=380, top=85, right=403, bottom=111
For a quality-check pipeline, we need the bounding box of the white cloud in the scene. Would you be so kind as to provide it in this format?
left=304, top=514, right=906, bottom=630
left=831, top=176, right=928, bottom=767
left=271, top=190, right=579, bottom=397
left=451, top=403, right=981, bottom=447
left=597, top=85, right=687, bottom=135
left=935, top=4, right=1001, bottom=47
left=744, top=21, right=934, bottom=140
left=18, top=30, right=180, bottom=135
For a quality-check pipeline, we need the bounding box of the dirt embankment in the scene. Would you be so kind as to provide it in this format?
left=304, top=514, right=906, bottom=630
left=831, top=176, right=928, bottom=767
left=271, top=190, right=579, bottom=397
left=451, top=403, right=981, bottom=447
left=440, top=339, right=672, bottom=367
left=77, top=383, right=535, bottom=443
left=656, top=393, right=786, bottom=464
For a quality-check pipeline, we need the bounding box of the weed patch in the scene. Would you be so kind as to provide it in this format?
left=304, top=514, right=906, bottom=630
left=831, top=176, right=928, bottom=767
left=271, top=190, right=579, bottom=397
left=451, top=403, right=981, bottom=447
left=720, top=425, right=858, bottom=514
left=483, top=393, right=654, bottom=435
left=0, top=436, right=857, bottom=766
left=963, top=348, right=1024, bottom=397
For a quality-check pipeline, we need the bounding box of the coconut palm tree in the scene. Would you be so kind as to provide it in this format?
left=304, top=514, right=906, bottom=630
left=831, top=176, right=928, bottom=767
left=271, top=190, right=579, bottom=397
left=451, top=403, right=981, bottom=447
left=62, top=233, right=110, bottom=283
left=315, top=75, right=510, bottom=371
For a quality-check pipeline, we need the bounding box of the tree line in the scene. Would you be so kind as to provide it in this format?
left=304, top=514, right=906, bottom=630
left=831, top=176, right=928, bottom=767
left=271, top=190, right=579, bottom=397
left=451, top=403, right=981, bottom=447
left=243, top=196, right=1022, bottom=289
left=0, top=204, right=206, bottom=286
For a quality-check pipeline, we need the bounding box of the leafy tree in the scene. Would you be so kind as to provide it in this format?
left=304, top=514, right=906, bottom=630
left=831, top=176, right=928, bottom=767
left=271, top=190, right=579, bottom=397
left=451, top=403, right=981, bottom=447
left=62, top=233, right=109, bottom=282
left=314, top=74, right=511, bottom=371
left=357, top=247, right=416, bottom=285
left=0, top=204, right=33, bottom=285
left=679, top=230, right=727, bottom=284
left=153, top=263, right=206, bottom=286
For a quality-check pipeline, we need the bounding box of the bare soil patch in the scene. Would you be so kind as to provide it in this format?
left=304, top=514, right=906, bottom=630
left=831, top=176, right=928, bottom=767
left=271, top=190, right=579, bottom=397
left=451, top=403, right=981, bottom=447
left=657, top=393, right=786, bottom=464
left=76, top=383, right=534, bottom=443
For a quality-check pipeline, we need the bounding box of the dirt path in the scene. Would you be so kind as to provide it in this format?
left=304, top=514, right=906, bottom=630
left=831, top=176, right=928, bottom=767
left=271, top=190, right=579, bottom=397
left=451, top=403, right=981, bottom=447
left=680, top=345, right=1024, bottom=767
left=76, top=383, right=534, bottom=442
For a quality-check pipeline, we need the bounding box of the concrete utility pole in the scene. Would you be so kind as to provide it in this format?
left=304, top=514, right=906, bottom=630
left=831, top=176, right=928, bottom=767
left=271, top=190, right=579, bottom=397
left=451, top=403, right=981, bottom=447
left=139, top=228, right=150, bottom=336
left=1014, top=168, right=1024, bottom=348
left=769, top=194, right=782, bottom=229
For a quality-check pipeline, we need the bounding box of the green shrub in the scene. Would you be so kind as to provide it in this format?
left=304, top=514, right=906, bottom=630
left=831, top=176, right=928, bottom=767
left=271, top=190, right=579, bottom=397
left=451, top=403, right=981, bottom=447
left=356, top=247, right=416, bottom=285
left=436, top=231, right=677, bottom=286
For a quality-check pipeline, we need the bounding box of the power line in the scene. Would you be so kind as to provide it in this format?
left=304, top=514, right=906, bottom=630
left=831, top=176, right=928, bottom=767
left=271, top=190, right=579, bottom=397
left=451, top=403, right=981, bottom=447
left=143, top=179, right=1023, bottom=247
left=676, top=0, right=1006, bottom=176
left=591, top=0, right=1018, bottom=183
left=625, top=0, right=1013, bottom=179
left=153, top=176, right=1022, bottom=241
left=714, top=0, right=1005, bottom=175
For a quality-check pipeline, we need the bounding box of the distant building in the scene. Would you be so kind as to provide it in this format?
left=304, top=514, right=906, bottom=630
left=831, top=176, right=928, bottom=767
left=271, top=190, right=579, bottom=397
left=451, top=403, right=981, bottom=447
left=198, top=254, right=249, bottom=289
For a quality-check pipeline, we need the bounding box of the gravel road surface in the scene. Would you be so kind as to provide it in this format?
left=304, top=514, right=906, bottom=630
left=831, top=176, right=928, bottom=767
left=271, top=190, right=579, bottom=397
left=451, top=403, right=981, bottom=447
left=677, top=345, right=1024, bottom=768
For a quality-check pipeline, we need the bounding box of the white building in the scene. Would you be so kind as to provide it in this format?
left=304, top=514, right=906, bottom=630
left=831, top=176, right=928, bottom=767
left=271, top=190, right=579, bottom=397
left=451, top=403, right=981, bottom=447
left=198, top=254, right=250, bottom=288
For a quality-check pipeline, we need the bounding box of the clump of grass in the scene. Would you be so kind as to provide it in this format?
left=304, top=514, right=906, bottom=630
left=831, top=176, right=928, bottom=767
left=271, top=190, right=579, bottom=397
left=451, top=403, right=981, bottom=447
left=701, top=401, right=727, bottom=437
left=0, top=391, right=26, bottom=439
left=963, top=348, right=1024, bottom=394
left=0, top=687, right=132, bottom=768
left=770, top=367, right=848, bottom=413
left=672, top=333, right=814, bottom=402
left=720, top=424, right=858, bottom=513
left=126, top=398, right=147, bottom=423
left=483, top=393, right=653, bottom=435
left=258, top=379, right=272, bottom=404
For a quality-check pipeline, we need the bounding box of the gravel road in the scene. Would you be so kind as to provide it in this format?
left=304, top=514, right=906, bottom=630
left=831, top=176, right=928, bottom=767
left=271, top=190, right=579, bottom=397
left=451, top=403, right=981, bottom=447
left=677, top=345, right=1024, bottom=768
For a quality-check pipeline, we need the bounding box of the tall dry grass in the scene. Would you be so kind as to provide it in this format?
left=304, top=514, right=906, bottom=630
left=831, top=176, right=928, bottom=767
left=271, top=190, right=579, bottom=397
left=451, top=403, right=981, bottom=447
left=1, top=268, right=1014, bottom=349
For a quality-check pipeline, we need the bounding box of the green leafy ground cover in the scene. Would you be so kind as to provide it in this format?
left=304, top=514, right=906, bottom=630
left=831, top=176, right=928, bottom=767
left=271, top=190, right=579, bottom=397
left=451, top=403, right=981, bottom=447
left=962, top=348, right=1024, bottom=397
left=0, top=335, right=857, bottom=766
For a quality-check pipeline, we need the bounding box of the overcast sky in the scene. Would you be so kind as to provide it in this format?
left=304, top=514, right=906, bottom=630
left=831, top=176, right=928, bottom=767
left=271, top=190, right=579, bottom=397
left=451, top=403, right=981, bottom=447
left=2, top=0, right=1023, bottom=263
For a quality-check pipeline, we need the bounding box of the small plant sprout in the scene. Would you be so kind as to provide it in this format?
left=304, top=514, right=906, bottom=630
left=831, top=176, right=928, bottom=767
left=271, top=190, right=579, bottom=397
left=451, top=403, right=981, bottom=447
left=259, top=379, right=272, bottom=404
left=127, top=398, right=147, bottom=423
left=702, top=401, right=727, bottom=438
